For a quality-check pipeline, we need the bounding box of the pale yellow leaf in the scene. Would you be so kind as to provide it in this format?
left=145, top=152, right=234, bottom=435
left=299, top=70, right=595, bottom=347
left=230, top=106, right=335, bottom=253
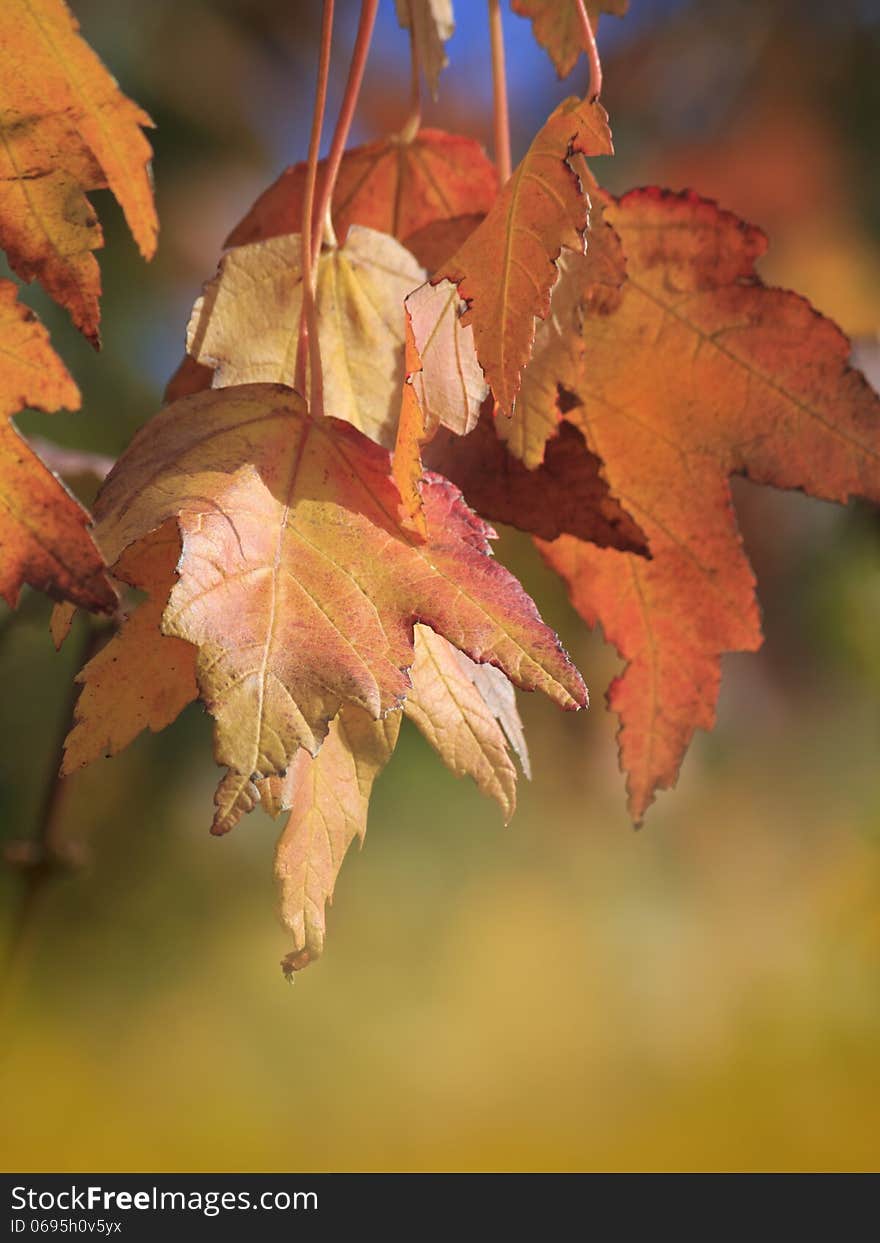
left=272, top=705, right=401, bottom=972
left=187, top=226, right=425, bottom=447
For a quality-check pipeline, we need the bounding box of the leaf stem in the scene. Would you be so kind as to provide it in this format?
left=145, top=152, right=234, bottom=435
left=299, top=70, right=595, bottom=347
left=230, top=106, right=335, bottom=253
left=296, top=0, right=335, bottom=412
left=400, top=0, right=422, bottom=141
left=311, top=0, right=379, bottom=263
left=574, top=0, right=603, bottom=101
left=488, top=0, right=511, bottom=184
left=321, top=201, right=337, bottom=250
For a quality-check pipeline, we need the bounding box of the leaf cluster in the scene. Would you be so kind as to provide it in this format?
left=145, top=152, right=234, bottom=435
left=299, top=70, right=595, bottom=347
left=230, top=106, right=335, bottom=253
left=2, top=0, right=879, bottom=973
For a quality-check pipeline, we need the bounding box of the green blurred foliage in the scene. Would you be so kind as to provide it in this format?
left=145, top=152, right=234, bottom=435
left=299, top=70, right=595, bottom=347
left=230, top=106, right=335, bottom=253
left=2, top=0, right=880, bottom=1172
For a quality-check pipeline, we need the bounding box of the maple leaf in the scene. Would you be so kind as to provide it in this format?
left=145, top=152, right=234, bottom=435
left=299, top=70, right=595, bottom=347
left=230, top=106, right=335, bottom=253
left=512, top=0, right=629, bottom=79
left=186, top=227, right=425, bottom=448
left=0, top=280, right=115, bottom=611
left=90, top=384, right=586, bottom=835
left=63, top=541, right=401, bottom=963
left=279, top=281, right=528, bottom=820
left=0, top=0, right=156, bottom=342
left=65, top=551, right=529, bottom=831
left=395, top=0, right=454, bottom=99
left=226, top=129, right=497, bottom=260
left=435, top=96, right=612, bottom=416
left=424, top=401, right=647, bottom=553
left=538, top=188, right=880, bottom=821
left=64, top=546, right=528, bottom=819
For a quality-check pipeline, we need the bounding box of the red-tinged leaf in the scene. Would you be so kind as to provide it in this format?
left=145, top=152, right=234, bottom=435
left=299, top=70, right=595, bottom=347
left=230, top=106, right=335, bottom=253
left=226, top=130, right=497, bottom=254
left=64, top=543, right=528, bottom=849
left=539, top=188, right=880, bottom=821
left=90, top=384, right=586, bottom=836
left=403, top=213, right=486, bottom=273
left=436, top=96, right=613, bottom=416
left=425, top=401, right=647, bottom=553
left=512, top=1, right=629, bottom=79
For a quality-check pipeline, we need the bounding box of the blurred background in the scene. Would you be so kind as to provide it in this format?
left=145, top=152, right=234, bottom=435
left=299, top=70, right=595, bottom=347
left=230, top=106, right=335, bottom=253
left=1, top=0, right=879, bottom=1172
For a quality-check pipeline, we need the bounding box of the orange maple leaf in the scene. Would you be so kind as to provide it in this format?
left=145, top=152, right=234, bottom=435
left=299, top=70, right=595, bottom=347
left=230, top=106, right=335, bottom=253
left=0, top=0, right=156, bottom=342
left=539, top=189, right=880, bottom=821
left=436, top=96, right=612, bottom=416
left=0, top=280, right=115, bottom=612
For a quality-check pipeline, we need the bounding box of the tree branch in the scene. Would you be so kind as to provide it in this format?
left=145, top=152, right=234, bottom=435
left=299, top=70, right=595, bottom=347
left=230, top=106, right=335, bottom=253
left=1, top=621, right=102, bottom=1020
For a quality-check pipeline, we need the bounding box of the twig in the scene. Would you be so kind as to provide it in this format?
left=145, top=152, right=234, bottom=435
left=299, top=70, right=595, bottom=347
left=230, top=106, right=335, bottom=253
left=296, top=0, right=335, bottom=411
left=1, top=621, right=102, bottom=1022
left=574, top=0, right=603, bottom=101
left=310, top=0, right=379, bottom=263
left=488, top=0, right=511, bottom=184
